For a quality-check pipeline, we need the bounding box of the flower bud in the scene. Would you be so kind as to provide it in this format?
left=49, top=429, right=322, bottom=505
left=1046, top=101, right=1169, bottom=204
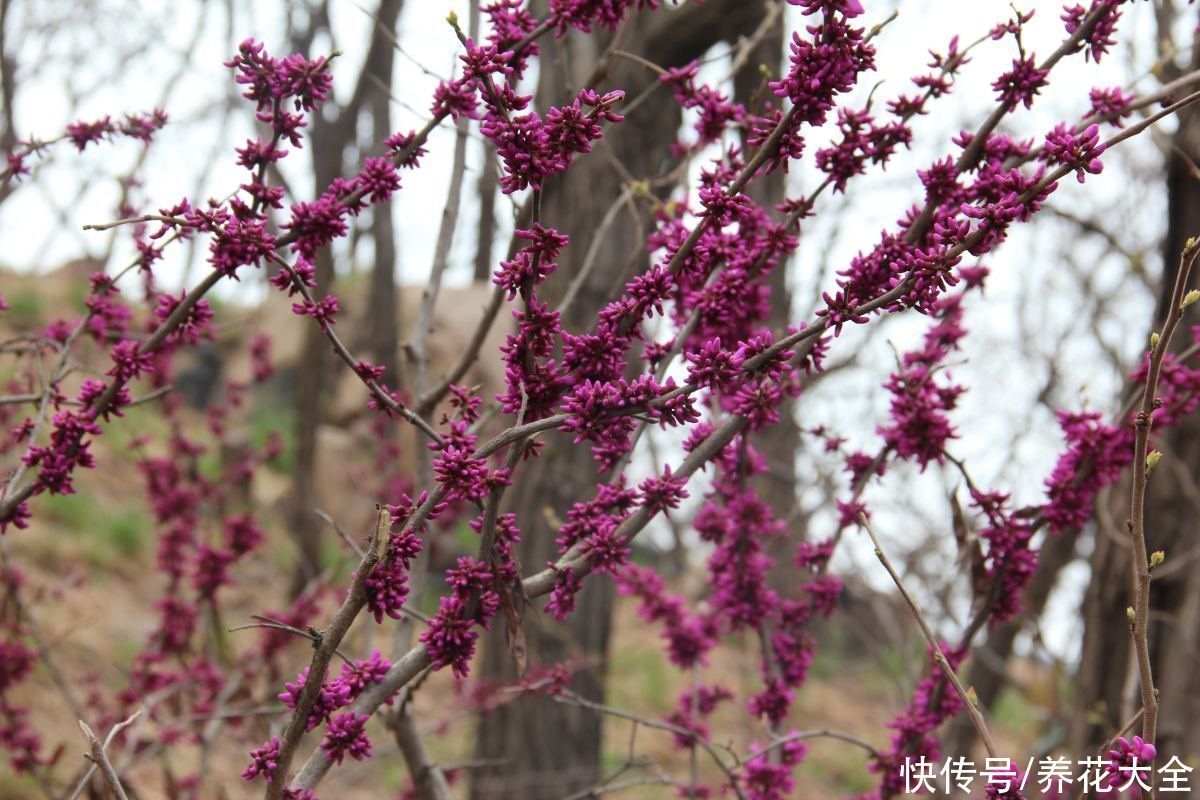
left=1127, top=606, right=1136, bottom=624
left=1150, top=332, right=1161, bottom=351
left=1150, top=550, right=1165, bottom=570
left=1146, top=450, right=1162, bottom=474
left=1183, top=290, right=1200, bottom=310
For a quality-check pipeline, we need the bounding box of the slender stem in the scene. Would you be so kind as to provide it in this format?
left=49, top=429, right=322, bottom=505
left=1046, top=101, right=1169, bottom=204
left=75, top=712, right=141, bottom=800
left=857, top=512, right=999, bottom=759
left=1126, top=238, right=1200, bottom=766
left=410, top=84, right=472, bottom=416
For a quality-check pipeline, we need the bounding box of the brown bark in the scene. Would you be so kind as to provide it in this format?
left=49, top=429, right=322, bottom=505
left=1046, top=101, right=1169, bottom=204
left=469, top=4, right=772, bottom=798
left=361, top=0, right=405, bottom=381
left=0, top=0, right=17, bottom=208
left=473, top=147, right=499, bottom=284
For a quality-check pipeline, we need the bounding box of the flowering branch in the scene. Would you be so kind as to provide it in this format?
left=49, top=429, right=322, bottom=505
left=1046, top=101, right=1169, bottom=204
left=1126, top=236, right=1200, bottom=769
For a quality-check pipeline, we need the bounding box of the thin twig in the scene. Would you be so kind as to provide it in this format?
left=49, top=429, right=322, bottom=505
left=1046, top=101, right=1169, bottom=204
left=228, top=616, right=354, bottom=665
left=1126, top=237, right=1200, bottom=764
left=74, top=711, right=142, bottom=800
left=409, top=76, right=472, bottom=417
left=857, top=512, right=999, bottom=758
left=314, top=508, right=366, bottom=558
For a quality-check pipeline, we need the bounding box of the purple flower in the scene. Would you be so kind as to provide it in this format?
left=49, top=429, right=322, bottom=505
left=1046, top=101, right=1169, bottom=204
left=686, top=338, right=741, bottom=390
left=420, top=595, right=480, bottom=678
left=992, top=57, right=1049, bottom=111
left=1089, top=86, right=1134, bottom=126
left=242, top=737, right=280, bottom=782
left=870, top=643, right=967, bottom=796
left=1063, top=1, right=1122, bottom=63
left=384, top=130, right=428, bottom=168
left=432, top=79, right=479, bottom=121
left=788, top=0, right=863, bottom=16
left=1042, top=122, right=1105, bottom=183
left=224, top=514, right=263, bottom=556
left=698, top=184, right=751, bottom=226
left=637, top=466, right=689, bottom=514
left=545, top=566, right=583, bottom=621
left=459, top=37, right=514, bottom=84
left=432, top=446, right=491, bottom=502
left=747, top=678, right=792, bottom=726
left=280, top=52, right=334, bottom=111
left=66, top=117, right=113, bottom=151
left=119, top=111, right=169, bottom=144
left=770, top=20, right=876, bottom=127
left=1102, top=736, right=1157, bottom=792
left=279, top=668, right=352, bottom=731
left=356, top=157, right=401, bottom=204
left=4, top=153, right=28, bottom=182
left=548, top=0, right=659, bottom=35
left=1042, top=410, right=1131, bottom=532
left=320, top=712, right=372, bottom=765
left=210, top=214, right=276, bottom=276
left=23, top=410, right=101, bottom=496
left=741, top=736, right=807, bottom=800
left=291, top=296, right=339, bottom=332
left=154, top=292, right=214, bottom=346
left=284, top=195, right=349, bottom=259
left=877, top=363, right=962, bottom=470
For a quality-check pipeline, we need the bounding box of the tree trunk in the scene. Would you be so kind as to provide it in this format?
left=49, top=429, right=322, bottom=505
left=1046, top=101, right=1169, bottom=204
left=469, top=4, right=771, bottom=798
left=361, top=0, right=404, bottom=381
left=287, top=0, right=404, bottom=595
left=473, top=147, right=499, bottom=284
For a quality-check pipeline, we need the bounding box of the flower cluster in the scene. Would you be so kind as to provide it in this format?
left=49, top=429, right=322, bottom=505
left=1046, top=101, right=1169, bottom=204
left=449, top=39, right=626, bottom=194
left=871, top=643, right=968, bottom=796
left=665, top=684, right=731, bottom=747
left=972, top=489, right=1037, bottom=623
left=1062, top=0, right=1123, bottom=63
left=1089, top=85, right=1134, bottom=125
left=660, top=61, right=745, bottom=148
left=741, top=736, right=808, bottom=800
left=243, top=738, right=281, bottom=782
left=553, top=479, right=638, bottom=585
left=224, top=38, right=334, bottom=143
left=548, top=0, right=659, bottom=35
left=0, top=629, right=42, bottom=771
left=321, top=711, right=373, bottom=765
left=363, top=522, right=424, bottom=623
left=617, top=564, right=716, bottom=668
left=420, top=556, right=501, bottom=678
left=1041, top=122, right=1106, bottom=183
left=877, top=296, right=969, bottom=470
left=1041, top=410, right=1131, bottom=533
left=1101, top=735, right=1157, bottom=791
left=493, top=223, right=568, bottom=299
